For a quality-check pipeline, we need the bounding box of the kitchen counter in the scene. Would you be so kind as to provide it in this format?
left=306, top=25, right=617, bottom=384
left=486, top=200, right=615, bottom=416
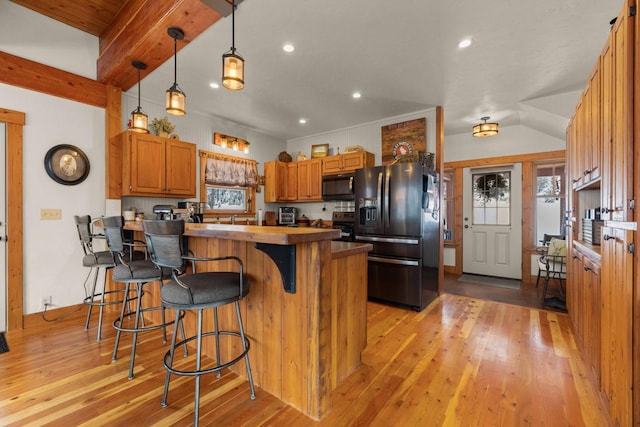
left=124, top=221, right=370, bottom=420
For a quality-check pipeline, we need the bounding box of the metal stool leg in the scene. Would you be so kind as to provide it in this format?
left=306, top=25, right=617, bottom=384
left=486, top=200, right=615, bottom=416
left=236, top=301, right=256, bottom=399
left=161, top=310, right=181, bottom=408
left=84, top=266, right=99, bottom=332
left=112, top=283, right=132, bottom=361
left=128, top=283, right=144, bottom=380
left=214, top=307, right=221, bottom=378
left=194, top=308, right=204, bottom=426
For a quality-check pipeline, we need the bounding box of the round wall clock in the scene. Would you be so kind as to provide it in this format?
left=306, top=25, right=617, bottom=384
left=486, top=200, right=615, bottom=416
left=44, top=144, right=90, bottom=185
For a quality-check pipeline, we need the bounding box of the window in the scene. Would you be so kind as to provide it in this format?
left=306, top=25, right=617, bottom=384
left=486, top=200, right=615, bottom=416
left=472, top=171, right=511, bottom=225
left=534, top=162, right=566, bottom=244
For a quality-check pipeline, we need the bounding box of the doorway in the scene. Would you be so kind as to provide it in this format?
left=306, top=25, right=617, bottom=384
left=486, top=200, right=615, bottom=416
left=462, top=164, right=522, bottom=279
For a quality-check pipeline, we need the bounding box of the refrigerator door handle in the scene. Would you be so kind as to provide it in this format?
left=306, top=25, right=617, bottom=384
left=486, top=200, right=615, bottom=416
left=355, top=235, right=420, bottom=245
left=368, top=255, right=420, bottom=267
left=384, top=172, right=390, bottom=227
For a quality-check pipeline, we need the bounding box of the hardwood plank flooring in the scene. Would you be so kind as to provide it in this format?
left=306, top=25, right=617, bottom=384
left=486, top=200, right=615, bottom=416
left=0, top=283, right=609, bottom=426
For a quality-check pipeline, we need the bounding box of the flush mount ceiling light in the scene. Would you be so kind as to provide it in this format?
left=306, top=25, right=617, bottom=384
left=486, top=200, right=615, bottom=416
left=130, top=60, right=148, bottom=133
left=166, top=27, right=186, bottom=116
left=222, top=0, right=245, bottom=90
left=473, top=116, right=499, bottom=138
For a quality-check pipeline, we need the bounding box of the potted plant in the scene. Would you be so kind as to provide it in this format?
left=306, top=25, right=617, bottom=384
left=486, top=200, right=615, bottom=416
left=151, top=116, right=175, bottom=137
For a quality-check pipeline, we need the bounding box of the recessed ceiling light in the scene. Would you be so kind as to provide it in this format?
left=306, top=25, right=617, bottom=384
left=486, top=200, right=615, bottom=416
left=352, top=92, right=362, bottom=99
left=283, top=43, right=295, bottom=53
left=458, top=39, right=472, bottom=48
left=209, top=82, right=220, bottom=89
left=299, top=118, right=307, bottom=124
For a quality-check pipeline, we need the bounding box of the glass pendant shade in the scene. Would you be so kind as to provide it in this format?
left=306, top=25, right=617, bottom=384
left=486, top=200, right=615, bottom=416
left=222, top=50, right=245, bottom=90
left=473, top=117, right=499, bottom=138
left=131, top=107, right=148, bottom=133
left=165, top=84, right=186, bottom=116
left=130, top=60, right=149, bottom=133
left=166, top=27, right=186, bottom=116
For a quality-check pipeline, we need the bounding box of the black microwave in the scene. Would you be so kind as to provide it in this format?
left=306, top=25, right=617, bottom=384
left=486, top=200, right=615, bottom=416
left=322, top=173, right=355, bottom=200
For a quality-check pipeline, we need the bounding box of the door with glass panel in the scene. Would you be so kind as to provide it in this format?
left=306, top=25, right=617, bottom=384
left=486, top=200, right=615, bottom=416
left=462, top=164, right=522, bottom=279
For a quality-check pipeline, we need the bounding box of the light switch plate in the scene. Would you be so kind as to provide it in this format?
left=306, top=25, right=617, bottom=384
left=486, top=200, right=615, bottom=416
left=40, top=209, right=62, bottom=220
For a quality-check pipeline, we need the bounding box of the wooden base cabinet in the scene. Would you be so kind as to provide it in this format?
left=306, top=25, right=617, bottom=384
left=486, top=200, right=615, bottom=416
left=121, top=131, right=196, bottom=197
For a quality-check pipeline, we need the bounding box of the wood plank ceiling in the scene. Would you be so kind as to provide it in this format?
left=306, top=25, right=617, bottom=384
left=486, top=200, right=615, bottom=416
left=9, top=0, right=228, bottom=91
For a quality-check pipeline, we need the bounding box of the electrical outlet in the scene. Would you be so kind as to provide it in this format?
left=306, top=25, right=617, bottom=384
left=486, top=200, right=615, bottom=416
left=40, top=296, right=52, bottom=310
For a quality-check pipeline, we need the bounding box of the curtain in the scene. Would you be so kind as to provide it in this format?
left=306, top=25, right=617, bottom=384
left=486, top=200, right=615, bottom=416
left=204, top=152, right=258, bottom=187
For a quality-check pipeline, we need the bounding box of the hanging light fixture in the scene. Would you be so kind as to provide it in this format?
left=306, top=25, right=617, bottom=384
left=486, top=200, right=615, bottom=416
left=222, top=0, right=245, bottom=90
left=166, top=27, right=186, bottom=115
left=130, top=60, right=149, bottom=133
left=472, top=116, right=499, bottom=138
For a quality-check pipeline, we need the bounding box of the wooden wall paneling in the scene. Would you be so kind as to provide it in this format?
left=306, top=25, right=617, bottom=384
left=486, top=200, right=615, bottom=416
left=1, top=108, right=25, bottom=330
left=453, top=167, right=463, bottom=275
left=106, top=85, right=123, bottom=199
left=634, top=0, right=640, bottom=421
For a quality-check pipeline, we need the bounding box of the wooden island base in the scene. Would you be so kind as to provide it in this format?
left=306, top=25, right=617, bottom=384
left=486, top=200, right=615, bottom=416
left=128, top=223, right=371, bottom=420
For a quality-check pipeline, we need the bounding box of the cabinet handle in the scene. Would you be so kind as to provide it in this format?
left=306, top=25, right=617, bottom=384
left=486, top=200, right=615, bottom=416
left=572, top=177, right=581, bottom=183
left=583, top=169, right=591, bottom=176
left=602, top=207, right=614, bottom=214
left=603, top=234, right=614, bottom=241
left=583, top=265, right=592, bottom=272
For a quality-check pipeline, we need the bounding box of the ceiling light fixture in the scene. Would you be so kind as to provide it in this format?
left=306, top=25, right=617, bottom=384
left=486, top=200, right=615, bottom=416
left=166, top=27, right=186, bottom=116
left=282, top=43, right=295, bottom=53
left=458, top=39, right=472, bottom=48
left=299, top=118, right=307, bottom=124
left=130, top=60, right=149, bottom=133
left=222, top=0, right=245, bottom=90
left=352, top=92, right=362, bottom=99
left=209, top=82, right=220, bottom=89
left=473, top=116, right=499, bottom=137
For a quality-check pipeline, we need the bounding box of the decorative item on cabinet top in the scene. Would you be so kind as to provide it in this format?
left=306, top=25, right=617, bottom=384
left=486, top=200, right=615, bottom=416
left=213, top=132, right=249, bottom=154
left=311, top=144, right=329, bottom=158
left=151, top=116, right=175, bottom=137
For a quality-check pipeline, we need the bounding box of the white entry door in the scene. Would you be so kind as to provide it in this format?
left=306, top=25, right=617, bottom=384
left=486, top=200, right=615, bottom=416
left=462, top=163, right=522, bottom=279
left=0, top=123, right=6, bottom=332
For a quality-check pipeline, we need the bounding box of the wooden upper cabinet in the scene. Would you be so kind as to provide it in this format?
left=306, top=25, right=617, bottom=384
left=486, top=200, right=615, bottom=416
left=600, top=34, right=613, bottom=221
left=588, top=59, right=601, bottom=182
left=121, top=131, right=196, bottom=197
left=297, top=158, right=323, bottom=201
left=285, top=163, right=298, bottom=201
left=264, top=161, right=287, bottom=202
left=322, top=151, right=374, bottom=175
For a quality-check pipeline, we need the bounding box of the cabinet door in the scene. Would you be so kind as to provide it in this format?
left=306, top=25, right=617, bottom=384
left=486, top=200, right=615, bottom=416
left=600, top=227, right=633, bottom=427
left=298, top=158, right=323, bottom=201
left=284, top=163, right=298, bottom=201
left=128, top=133, right=165, bottom=195
left=582, top=254, right=600, bottom=384
left=322, top=155, right=342, bottom=175
left=341, top=152, right=364, bottom=172
left=264, top=161, right=287, bottom=202
left=571, top=97, right=585, bottom=189
left=610, top=4, right=634, bottom=221
left=165, top=139, right=196, bottom=197
left=587, top=59, right=600, bottom=182
left=600, top=35, right=613, bottom=220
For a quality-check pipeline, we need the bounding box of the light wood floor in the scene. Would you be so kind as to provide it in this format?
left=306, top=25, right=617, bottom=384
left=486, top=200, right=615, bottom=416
left=1, top=287, right=610, bottom=426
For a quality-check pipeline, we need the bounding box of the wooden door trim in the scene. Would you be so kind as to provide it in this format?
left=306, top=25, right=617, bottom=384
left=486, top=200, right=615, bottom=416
left=1, top=108, right=25, bottom=330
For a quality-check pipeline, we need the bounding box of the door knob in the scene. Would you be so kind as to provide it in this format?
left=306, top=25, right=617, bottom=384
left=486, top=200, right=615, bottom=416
left=464, top=225, right=469, bottom=229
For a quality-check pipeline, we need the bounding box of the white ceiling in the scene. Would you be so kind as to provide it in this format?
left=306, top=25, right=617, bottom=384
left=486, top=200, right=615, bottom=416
left=135, top=0, right=622, bottom=141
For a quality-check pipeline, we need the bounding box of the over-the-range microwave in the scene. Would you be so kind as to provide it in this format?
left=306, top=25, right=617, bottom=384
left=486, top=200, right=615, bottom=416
left=322, top=172, right=355, bottom=200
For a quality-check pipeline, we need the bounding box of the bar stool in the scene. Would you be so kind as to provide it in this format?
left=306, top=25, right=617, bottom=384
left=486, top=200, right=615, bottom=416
left=142, top=219, right=255, bottom=425
left=74, top=215, right=118, bottom=341
left=102, top=215, right=174, bottom=379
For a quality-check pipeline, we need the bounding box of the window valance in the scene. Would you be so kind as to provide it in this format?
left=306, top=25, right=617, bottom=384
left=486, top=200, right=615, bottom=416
left=201, top=151, right=258, bottom=187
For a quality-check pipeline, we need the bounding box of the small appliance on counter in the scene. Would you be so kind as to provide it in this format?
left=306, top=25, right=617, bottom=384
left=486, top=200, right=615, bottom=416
left=177, top=201, right=206, bottom=223
left=278, top=207, right=296, bottom=225
left=153, top=204, right=176, bottom=220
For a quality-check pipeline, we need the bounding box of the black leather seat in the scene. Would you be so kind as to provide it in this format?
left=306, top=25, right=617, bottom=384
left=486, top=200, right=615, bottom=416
left=142, top=219, right=255, bottom=425
left=102, top=215, right=174, bottom=379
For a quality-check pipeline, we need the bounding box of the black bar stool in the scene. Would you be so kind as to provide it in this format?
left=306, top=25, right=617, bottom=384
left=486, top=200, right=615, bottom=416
left=102, top=215, right=177, bottom=379
left=143, top=219, right=255, bottom=426
left=74, top=215, right=118, bottom=341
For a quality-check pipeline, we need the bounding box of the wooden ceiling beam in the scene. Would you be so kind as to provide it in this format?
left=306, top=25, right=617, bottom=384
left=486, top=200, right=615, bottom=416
left=97, top=0, right=223, bottom=91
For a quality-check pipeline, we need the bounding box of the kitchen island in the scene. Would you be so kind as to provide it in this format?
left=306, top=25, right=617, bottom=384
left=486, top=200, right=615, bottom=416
left=124, top=222, right=372, bottom=420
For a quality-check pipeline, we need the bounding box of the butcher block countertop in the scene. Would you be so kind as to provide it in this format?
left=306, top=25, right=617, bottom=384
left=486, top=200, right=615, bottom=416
left=124, top=221, right=340, bottom=245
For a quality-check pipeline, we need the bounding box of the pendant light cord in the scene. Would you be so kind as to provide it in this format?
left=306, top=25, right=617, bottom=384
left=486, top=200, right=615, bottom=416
left=137, top=67, right=142, bottom=106
left=173, top=36, right=178, bottom=85
left=231, top=0, right=236, bottom=52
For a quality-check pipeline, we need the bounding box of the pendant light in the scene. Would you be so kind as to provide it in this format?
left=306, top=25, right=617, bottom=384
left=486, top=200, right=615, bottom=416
left=130, top=61, right=148, bottom=133
left=166, top=27, right=186, bottom=115
left=222, top=0, right=245, bottom=90
left=472, top=116, right=499, bottom=138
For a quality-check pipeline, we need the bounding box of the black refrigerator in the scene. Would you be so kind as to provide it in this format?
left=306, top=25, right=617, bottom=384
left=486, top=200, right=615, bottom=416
left=354, top=163, right=440, bottom=311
